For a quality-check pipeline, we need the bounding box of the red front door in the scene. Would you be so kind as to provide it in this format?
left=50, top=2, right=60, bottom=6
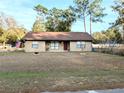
left=64, top=42, right=69, bottom=51
left=64, top=42, right=67, bottom=50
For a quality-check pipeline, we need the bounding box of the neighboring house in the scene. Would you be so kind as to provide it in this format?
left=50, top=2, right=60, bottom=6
left=24, top=32, right=93, bottom=52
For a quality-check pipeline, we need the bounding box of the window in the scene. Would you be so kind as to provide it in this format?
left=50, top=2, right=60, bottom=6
left=32, top=42, right=39, bottom=49
left=76, top=41, right=85, bottom=48
left=50, top=41, right=59, bottom=49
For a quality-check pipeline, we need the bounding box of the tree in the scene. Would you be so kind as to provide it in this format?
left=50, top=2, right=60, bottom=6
left=32, top=17, right=46, bottom=32
left=105, top=28, right=122, bottom=43
left=6, top=30, right=17, bottom=43
left=62, top=8, right=76, bottom=31
left=34, top=4, right=76, bottom=32
left=45, top=8, right=76, bottom=32
left=16, top=27, right=27, bottom=40
left=0, top=12, right=6, bottom=28
left=0, top=27, right=26, bottom=46
left=88, top=0, right=106, bottom=35
left=45, top=8, right=63, bottom=32
left=0, top=12, right=27, bottom=47
left=34, top=4, right=48, bottom=20
left=71, top=0, right=89, bottom=32
left=93, top=28, right=122, bottom=44
left=5, top=17, right=17, bottom=28
left=0, top=31, right=9, bottom=47
left=112, top=0, right=124, bottom=42
left=71, top=0, right=105, bottom=34
left=93, top=31, right=107, bottom=43
left=0, top=27, right=5, bottom=43
left=0, top=12, right=17, bottom=29
left=7, top=27, right=26, bottom=41
left=0, top=27, right=4, bottom=36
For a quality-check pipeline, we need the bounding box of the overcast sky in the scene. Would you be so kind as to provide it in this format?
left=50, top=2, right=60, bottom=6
left=0, top=0, right=118, bottom=33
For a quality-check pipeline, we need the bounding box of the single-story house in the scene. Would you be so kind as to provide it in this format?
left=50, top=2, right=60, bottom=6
left=23, top=32, right=93, bottom=52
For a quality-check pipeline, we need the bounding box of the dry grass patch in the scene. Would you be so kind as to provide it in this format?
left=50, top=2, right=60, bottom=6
left=0, top=52, right=124, bottom=93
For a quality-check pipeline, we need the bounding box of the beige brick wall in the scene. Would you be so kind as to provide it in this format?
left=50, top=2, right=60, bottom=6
left=24, top=41, right=45, bottom=52
left=70, top=41, right=92, bottom=52
left=25, top=41, right=92, bottom=52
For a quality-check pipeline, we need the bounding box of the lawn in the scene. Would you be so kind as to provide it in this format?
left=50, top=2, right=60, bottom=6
left=0, top=52, right=124, bottom=93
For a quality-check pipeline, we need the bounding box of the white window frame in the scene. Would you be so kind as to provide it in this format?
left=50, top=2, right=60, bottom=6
left=32, top=41, right=39, bottom=49
left=50, top=41, right=59, bottom=50
left=76, top=41, right=85, bottom=48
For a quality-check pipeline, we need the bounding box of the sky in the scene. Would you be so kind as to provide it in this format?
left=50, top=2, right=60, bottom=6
left=0, top=0, right=118, bottom=33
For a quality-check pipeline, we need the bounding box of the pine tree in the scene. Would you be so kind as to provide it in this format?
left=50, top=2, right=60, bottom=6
left=112, top=0, right=124, bottom=42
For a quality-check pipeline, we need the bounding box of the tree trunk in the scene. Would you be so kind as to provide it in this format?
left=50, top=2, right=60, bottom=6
left=3, top=41, right=6, bottom=49
left=123, top=24, right=124, bottom=43
left=83, top=15, right=87, bottom=32
left=90, top=14, right=92, bottom=35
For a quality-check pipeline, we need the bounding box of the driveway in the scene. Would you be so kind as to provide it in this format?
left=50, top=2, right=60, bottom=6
left=42, top=89, right=124, bottom=93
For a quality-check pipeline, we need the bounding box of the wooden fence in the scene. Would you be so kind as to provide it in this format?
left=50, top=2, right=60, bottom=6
left=92, top=44, right=124, bottom=56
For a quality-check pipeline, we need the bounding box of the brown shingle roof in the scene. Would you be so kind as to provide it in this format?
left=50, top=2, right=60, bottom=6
left=24, top=32, right=93, bottom=41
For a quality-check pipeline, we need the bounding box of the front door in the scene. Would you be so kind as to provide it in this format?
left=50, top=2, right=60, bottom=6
left=64, top=42, right=69, bottom=51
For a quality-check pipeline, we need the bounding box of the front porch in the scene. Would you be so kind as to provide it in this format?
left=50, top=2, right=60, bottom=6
left=45, top=41, right=70, bottom=52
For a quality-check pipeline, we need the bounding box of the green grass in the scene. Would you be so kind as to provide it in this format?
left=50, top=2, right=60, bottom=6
left=0, top=72, right=48, bottom=78
left=0, top=69, right=124, bottom=79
